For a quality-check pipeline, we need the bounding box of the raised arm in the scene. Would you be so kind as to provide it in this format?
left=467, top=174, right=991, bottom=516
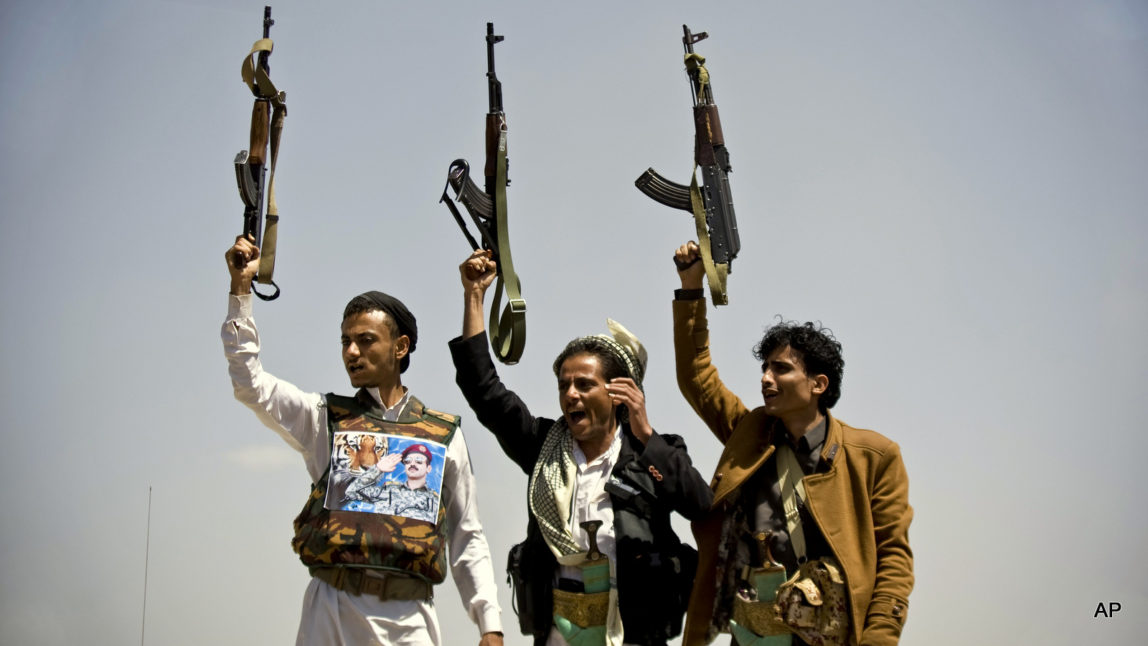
left=672, top=241, right=751, bottom=444
left=227, top=233, right=259, bottom=295
left=222, top=236, right=328, bottom=481
left=451, top=249, right=549, bottom=473
left=461, top=248, right=497, bottom=340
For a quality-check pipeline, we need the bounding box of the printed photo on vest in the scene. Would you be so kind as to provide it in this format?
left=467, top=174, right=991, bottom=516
left=325, top=432, right=447, bottom=524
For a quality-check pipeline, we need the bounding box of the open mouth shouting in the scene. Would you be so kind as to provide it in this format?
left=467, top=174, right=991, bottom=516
left=565, top=409, right=587, bottom=426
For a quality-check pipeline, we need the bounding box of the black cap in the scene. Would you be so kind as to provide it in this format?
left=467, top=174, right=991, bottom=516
left=343, top=291, right=417, bottom=373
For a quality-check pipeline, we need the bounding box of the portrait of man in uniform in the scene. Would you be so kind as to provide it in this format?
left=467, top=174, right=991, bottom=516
left=329, top=433, right=445, bottom=523
left=388, top=443, right=441, bottom=523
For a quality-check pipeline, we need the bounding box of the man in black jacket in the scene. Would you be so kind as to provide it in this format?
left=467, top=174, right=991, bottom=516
left=450, top=250, right=714, bottom=646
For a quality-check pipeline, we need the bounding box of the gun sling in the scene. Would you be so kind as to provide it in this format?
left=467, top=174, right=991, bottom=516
left=487, top=129, right=527, bottom=364
left=688, top=167, right=731, bottom=306
left=239, top=36, right=287, bottom=300
left=439, top=129, right=526, bottom=365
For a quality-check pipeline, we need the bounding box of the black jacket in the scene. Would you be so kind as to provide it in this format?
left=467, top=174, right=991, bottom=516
left=450, top=333, right=713, bottom=645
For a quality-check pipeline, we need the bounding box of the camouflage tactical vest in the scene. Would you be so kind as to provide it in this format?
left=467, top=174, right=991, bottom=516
left=291, top=390, right=459, bottom=583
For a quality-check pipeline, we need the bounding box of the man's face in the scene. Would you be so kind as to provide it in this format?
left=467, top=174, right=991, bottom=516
left=760, top=345, right=826, bottom=420
left=340, top=310, right=408, bottom=388
left=403, top=453, right=430, bottom=486
left=557, top=353, right=617, bottom=446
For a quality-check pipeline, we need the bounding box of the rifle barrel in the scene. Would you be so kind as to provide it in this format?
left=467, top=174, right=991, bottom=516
left=486, top=22, right=504, bottom=114
left=260, top=6, right=273, bottom=72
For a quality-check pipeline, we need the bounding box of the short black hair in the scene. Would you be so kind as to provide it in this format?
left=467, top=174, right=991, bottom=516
left=342, top=294, right=410, bottom=373
left=754, top=319, right=844, bottom=411
left=342, top=297, right=400, bottom=336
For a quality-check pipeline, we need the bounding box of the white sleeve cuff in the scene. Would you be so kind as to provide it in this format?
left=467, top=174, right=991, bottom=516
left=228, top=292, right=254, bottom=319
left=475, top=606, right=503, bottom=637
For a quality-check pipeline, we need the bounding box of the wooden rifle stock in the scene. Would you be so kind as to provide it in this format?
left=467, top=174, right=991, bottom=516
left=484, top=114, right=504, bottom=187
left=242, top=100, right=271, bottom=242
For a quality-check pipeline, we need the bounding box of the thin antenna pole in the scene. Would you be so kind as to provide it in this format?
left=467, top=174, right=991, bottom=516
left=140, top=486, right=152, bottom=646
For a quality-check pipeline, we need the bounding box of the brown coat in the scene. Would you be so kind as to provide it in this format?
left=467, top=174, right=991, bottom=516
left=674, top=299, right=913, bottom=646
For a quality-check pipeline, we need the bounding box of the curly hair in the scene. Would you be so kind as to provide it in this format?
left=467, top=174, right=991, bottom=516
left=753, top=319, right=844, bottom=411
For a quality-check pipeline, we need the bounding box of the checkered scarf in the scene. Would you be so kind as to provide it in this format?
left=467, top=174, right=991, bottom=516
left=529, top=418, right=627, bottom=646
left=528, top=418, right=583, bottom=558
left=597, top=319, right=647, bottom=386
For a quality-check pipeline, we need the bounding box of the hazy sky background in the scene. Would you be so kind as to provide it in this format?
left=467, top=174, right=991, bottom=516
left=2, top=1, right=1146, bottom=644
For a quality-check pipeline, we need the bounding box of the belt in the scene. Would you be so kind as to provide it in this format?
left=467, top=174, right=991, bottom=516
left=309, top=567, right=433, bottom=602
left=552, top=588, right=610, bottom=629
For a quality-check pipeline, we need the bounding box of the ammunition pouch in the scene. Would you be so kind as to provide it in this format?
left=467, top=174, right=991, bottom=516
left=506, top=540, right=536, bottom=634
left=774, top=557, right=849, bottom=646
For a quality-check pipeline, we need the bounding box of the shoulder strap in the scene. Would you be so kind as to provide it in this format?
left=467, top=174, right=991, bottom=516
left=438, top=131, right=526, bottom=365
left=422, top=407, right=461, bottom=430
left=486, top=127, right=526, bottom=364
left=775, top=444, right=808, bottom=562
left=688, top=167, right=730, bottom=306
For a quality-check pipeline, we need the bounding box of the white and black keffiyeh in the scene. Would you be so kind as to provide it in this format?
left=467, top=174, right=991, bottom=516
left=528, top=418, right=582, bottom=558
left=599, top=319, right=647, bottom=386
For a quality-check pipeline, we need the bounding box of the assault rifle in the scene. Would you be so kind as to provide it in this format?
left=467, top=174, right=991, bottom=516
left=440, top=22, right=526, bottom=364
left=636, top=25, right=740, bottom=306
left=234, top=5, right=287, bottom=301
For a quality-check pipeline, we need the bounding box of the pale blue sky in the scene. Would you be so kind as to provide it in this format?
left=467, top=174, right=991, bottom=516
left=2, top=1, right=1146, bottom=644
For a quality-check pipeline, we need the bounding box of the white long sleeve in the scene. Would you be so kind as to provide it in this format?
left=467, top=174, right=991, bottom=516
left=222, top=293, right=502, bottom=639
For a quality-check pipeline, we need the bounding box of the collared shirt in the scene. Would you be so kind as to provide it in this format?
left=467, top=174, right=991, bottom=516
left=222, top=294, right=502, bottom=644
left=548, top=426, right=626, bottom=646
left=374, top=388, right=411, bottom=421
left=776, top=417, right=827, bottom=477
left=560, top=426, right=623, bottom=582
left=746, top=418, right=832, bottom=576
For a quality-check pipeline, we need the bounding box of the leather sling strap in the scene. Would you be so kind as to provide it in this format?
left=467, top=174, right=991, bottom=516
left=487, top=127, right=526, bottom=364
left=241, top=38, right=287, bottom=289
left=688, top=168, right=730, bottom=306
left=775, top=444, right=808, bottom=562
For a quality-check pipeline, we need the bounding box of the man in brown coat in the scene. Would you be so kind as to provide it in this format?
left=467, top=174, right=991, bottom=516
left=672, top=242, right=913, bottom=645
